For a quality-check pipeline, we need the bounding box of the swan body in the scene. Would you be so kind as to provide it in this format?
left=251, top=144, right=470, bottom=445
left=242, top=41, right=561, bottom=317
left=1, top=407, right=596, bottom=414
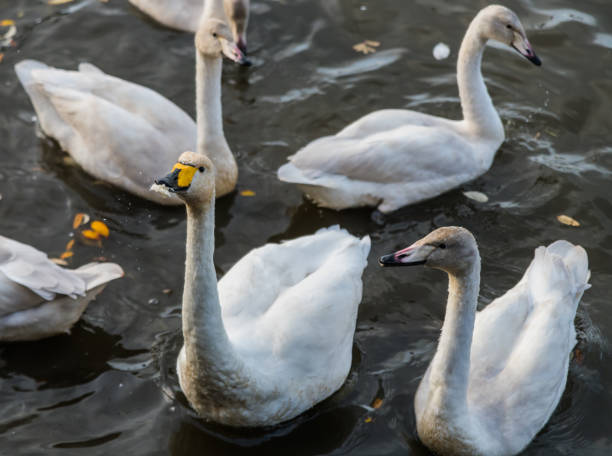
left=0, top=235, right=123, bottom=342
left=380, top=227, right=590, bottom=455
left=129, top=0, right=250, bottom=53
left=278, top=5, right=542, bottom=213
left=15, top=0, right=247, bottom=204
left=152, top=151, right=370, bottom=426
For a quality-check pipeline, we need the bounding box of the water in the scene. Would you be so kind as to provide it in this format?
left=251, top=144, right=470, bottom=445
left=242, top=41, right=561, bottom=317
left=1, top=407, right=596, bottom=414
left=1, top=0, right=611, bottom=454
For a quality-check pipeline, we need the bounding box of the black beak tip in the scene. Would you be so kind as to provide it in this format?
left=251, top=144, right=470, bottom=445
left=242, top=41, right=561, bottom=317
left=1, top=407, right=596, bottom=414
left=379, top=254, right=396, bottom=267
left=529, top=54, right=542, bottom=66
left=239, top=57, right=252, bottom=67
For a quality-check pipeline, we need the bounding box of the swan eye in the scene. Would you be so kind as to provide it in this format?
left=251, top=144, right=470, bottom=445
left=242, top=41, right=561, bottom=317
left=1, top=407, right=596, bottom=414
left=506, top=24, right=512, bottom=29
left=199, top=167, right=205, bottom=173
left=439, top=243, right=447, bottom=249
left=212, top=32, right=218, bottom=38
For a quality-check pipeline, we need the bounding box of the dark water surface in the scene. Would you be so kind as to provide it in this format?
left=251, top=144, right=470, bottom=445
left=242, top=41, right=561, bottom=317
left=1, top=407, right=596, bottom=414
left=1, top=0, right=611, bottom=454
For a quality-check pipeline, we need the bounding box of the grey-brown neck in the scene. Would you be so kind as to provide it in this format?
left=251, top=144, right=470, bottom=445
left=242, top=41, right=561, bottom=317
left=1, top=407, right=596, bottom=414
left=457, top=17, right=504, bottom=142
left=427, top=257, right=481, bottom=415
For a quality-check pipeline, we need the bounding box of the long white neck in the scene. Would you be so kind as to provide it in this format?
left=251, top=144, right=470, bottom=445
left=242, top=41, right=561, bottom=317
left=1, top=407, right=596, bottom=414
left=427, top=258, right=481, bottom=416
left=181, top=199, right=244, bottom=380
left=195, top=52, right=237, bottom=196
left=457, top=18, right=504, bottom=142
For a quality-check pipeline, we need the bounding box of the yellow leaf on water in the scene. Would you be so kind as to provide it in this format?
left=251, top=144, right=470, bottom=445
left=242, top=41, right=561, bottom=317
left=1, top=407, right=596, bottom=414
left=91, top=220, right=110, bottom=238
left=240, top=190, right=256, bottom=197
left=0, top=20, right=15, bottom=26
left=60, top=251, right=74, bottom=260
left=557, top=215, right=580, bottom=227
left=353, top=40, right=380, bottom=54
left=73, top=212, right=89, bottom=229
left=364, top=40, right=380, bottom=47
left=371, top=398, right=383, bottom=409
left=50, top=258, right=68, bottom=266
left=65, top=239, right=75, bottom=251
left=81, top=229, right=101, bottom=240
left=364, top=417, right=373, bottom=423
left=48, top=0, right=75, bottom=5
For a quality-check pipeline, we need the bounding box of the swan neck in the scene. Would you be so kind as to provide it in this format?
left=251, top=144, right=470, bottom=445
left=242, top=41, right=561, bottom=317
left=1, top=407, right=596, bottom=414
left=457, top=20, right=504, bottom=141
left=182, top=198, right=235, bottom=369
left=196, top=52, right=226, bottom=153
left=429, top=258, right=481, bottom=414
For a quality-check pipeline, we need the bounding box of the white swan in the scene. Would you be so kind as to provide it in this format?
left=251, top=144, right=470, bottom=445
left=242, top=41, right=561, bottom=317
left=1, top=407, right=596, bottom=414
left=278, top=5, right=542, bottom=214
left=379, top=227, right=590, bottom=455
left=14, top=0, right=247, bottom=204
left=0, top=235, right=123, bottom=342
left=129, top=0, right=249, bottom=53
left=151, top=151, right=370, bottom=426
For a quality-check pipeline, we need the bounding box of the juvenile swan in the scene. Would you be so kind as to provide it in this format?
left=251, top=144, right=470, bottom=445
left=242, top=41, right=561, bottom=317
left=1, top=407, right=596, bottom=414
left=129, top=0, right=250, bottom=53
left=379, top=227, right=590, bottom=455
left=278, top=5, right=542, bottom=214
left=151, top=151, right=370, bottom=426
left=0, top=235, right=123, bottom=342
left=15, top=0, right=247, bottom=204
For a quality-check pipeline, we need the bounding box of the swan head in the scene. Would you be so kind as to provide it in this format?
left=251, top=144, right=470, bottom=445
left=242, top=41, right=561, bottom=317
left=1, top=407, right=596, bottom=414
left=196, top=18, right=250, bottom=66
left=379, top=227, right=478, bottom=274
left=224, top=0, right=250, bottom=55
left=151, top=152, right=216, bottom=204
left=477, top=5, right=541, bottom=66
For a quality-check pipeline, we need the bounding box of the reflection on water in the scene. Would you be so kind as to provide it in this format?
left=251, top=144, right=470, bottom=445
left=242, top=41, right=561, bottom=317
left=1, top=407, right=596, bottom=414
left=1, top=0, right=612, bottom=454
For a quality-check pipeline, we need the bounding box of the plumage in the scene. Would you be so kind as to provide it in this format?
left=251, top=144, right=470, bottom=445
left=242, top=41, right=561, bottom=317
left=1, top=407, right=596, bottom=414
left=380, top=228, right=590, bottom=455
left=0, top=235, right=123, bottom=342
left=152, top=152, right=370, bottom=426
left=278, top=5, right=542, bottom=213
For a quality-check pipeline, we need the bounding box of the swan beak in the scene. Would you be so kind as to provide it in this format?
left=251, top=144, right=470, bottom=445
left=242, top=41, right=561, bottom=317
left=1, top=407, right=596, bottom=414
left=221, top=38, right=251, bottom=66
left=237, top=35, right=247, bottom=55
left=379, top=244, right=432, bottom=267
left=154, top=163, right=197, bottom=192
left=511, top=35, right=541, bottom=66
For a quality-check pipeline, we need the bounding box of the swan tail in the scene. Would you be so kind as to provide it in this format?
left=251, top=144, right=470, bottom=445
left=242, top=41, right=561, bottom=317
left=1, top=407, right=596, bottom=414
left=73, top=262, right=124, bottom=291
left=527, top=241, right=590, bottom=309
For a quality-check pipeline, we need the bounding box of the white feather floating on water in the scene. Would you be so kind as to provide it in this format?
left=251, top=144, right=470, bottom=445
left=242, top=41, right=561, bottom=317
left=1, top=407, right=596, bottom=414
left=433, top=42, right=450, bottom=60
left=463, top=191, right=488, bottom=203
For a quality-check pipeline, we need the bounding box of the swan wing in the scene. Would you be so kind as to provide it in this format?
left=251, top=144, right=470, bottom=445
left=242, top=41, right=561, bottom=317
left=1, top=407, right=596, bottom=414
left=129, top=0, right=203, bottom=32
left=469, top=241, right=589, bottom=449
left=0, top=236, right=86, bottom=316
left=219, top=226, right=370, bottom=383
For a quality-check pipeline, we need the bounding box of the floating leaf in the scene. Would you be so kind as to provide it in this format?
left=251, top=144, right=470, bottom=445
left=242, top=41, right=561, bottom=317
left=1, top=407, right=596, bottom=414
left=73, top=212, right=89, bottom=229
left=50, top=258, right=68, bottom=266
left=557, top=214, right=580, bottom=227
left=60, top=251, right=74, bottom=260
left=91, top=220, right=110, bottom=238
left=65, top=239, right=75, bottom=251
left=364, top=417, right=373, bottom=423
left=433, top=42, right=450, bottom=60
left=463, top=191, right=488, bottom=203
left=353, top=40, right=380, bottom=54
left=48, top=0, right=75, bottom=5
left=371, top=398, right=383, bottom=409
left=0, top=20, right=15, bottom=26
left=82, top=229, right=101, bottom=240
left=240, top=190, right=256, bottom=197
left=0, top=53, right=4, bottom=63
left=162, top=288, right=173, bottom=295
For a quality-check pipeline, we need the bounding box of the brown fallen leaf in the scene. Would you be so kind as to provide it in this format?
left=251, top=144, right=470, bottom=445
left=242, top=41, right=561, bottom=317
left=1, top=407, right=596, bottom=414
left=82, top=229, right=101, bottom=240
left=65, top=239, right=75, bottom=251
left=73, top=212, right=90, bottom=229
left=0, top=20, right=15, bottom=26
left=240, top=190, right=256, bottom=197
left=0, top=53, right=4, bottom=63
left=91, top=220, right=110, bottom=238
left=162, top=288, right=173, bottom=295
left=48, top=0, right=75, bottom=5
left=50, top=258, right=68, bottom=266
left=353, top=40, right=380, bottom=54
left=371, top=397, right=383, bottom=409
left=60, top=251, right=74, bottom=260
left=557, top=215, right=580, bottom=227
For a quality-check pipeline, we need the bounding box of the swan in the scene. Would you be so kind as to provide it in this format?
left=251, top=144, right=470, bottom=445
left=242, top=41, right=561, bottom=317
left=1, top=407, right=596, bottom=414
left=129, top=0, right=249, bottom=53
left=151, top=151, right=370, bottom=426
left=14, top=0, right=247, bottom=205
left=379, top=227, right=590, bottom=455
left=278, top=5, right=542, bottom=214
left=0, top=235, right=123, bottom=342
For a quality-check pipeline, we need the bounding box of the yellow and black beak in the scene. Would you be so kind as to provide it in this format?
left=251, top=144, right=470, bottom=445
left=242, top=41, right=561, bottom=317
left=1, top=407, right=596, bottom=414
left=155, top=163, right=197, bottom=192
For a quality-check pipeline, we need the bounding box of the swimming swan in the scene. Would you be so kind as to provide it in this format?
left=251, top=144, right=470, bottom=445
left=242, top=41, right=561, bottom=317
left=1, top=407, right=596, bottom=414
left=278, top=5, right=542, bottom=214
left=151, top=151, right=370, bottom=426
left=129, top=0, right=249, bottom=53
left=379, top=227, right=590, bottom=455
left=0, top=235, right=123, bottom=342
left=14, top=0, right=247, bottom=204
